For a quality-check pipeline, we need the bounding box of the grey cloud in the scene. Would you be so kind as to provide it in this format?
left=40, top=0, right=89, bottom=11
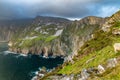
left=0, top=0, right=120, bottom=20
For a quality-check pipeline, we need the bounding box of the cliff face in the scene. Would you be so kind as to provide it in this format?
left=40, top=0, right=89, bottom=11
left=0, top=19, right=33, bottom=41
left=41, top=10, right=120, bottom=80
left=6, top=16, right=106, bottom=58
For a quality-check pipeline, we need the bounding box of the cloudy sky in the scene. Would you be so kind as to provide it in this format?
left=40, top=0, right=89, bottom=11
left=0, top=0, right=120, bottom=20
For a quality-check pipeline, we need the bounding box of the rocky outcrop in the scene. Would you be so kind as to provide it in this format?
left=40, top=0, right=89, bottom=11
left=44, top=57, right=119, bottom=80
left=113, top=43, right=120, bottom=53
left=39, top=10, right=120, bottom=80
left=7, top=16, right=107, bottom=59
left=102, top=10, right=120, bottom=32
left=112, top=28, right=120, bottom=35
left=3, top=11, right=120, bottom=59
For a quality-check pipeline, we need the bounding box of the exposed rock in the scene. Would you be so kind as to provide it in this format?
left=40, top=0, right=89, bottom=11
left=109, top=10, right=120, bottom=23
left=80, top=69, right=90, bottom=80
left=61, top=76, right=72, bottom=80
left=21, top=48, right=29, bottom=54
left=31, top=76, right=38, bottom=80
left=64, top=55, right=74, bottom=63
left=102, top=10, right=120, bottom=32
left=113, top=43, right=120, bottom=53
left=97, top=65, right=105, bottom=74
left=102, top=22, right=111, bottom=32
left=42, top=47, right=48, bottom=57
left=54, top=29, right=63, bottom=36
left=112, top=28, right=120, bottom=35
left=107, top=58, right=117, bottom=68
left=44, top=74, right=74, bottom=80
left=8, top=41, right=13, bottom=47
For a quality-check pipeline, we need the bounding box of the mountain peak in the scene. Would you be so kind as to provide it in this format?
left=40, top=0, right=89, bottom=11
left=79, top=16, right=105, bottom=25
left=34, top=16, right=70, bottom=24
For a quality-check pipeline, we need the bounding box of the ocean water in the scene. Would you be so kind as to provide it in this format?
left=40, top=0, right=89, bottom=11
left=0, top=43, right=64, bottom=80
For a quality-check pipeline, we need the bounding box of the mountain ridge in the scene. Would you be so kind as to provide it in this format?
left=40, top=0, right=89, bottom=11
left=6, top=15, right=106, bottom=58
left=40, top=10, right=120, bottom=80
left=0, top=10, right=120, bottom=80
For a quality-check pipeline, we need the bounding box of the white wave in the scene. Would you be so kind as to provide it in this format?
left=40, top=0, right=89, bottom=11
left=43, top=55, right=48, bottom=59
left=20, top=53, right=27, bottom=57
left=38, top=67, right=41, bottom=70
left=15, top=53, right=27, bottom=58
left=3, top=51, right=16, bottom=55
left=2, top=51, right=28, bottom=58
left=30, top=71, right=39, bottom=75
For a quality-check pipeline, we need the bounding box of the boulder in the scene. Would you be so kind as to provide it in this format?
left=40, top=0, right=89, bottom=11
left=64, top=55, right=74, bottom=64
left=8, top=41, right=13, bottom=47
left=38, top=73, right=44, bottom=77
left=112, top=29, right=120, bottom=35
left=80, top=69, right=90, bottom=80
left=97, top=65, right=105, bottom=74
left=61, top=76, right=70, bottom=80
left=107, top=58, right=117, bottom=68
left=31, top=76, right=38, bottom=80
left=113, top=43, right=120, bottom=53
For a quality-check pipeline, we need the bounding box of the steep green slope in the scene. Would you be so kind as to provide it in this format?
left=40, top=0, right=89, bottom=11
left=58, top=30, right=119, bottom=75
left=9, top=16, right=105, bottom=58
left=41, top=10, right=120, bottom=80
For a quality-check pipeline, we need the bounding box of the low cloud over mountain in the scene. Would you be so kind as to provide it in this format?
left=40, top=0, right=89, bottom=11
left=0, top=0, right=120, bottom=20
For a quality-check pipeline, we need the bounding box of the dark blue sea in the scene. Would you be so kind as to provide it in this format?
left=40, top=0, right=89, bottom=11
left=0, top=43, right=64, bottom=80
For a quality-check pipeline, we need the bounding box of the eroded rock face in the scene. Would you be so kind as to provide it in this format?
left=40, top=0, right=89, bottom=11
left=1, top=11, right=120, bottom=60
left=112, top=28, right=120, bottom=35
left=7, top=16, right=107, bottom=59
left=21, top=48, right=29, bottom=54
left=8, top=41, right=13, bottom=47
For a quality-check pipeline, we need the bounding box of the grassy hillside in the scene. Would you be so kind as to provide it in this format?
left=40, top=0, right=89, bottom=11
left=57, top=22, right=120, bottom=78
left=41, top=20, right=120, bottom=80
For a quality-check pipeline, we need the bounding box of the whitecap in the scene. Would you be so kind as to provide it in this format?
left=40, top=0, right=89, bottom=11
left=38, top=67, right=41, bottom=71
left=43, top=55, right=48, bottom=59
left=3, top=51, right=16, bottom=55
left=15, top=53, right=27, bottom=58
left=20, top=53, right=27, bottom=57
left=31, top=71, right=39, bottom=75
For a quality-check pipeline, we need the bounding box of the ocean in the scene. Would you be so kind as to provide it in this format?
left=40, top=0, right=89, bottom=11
left=0, top=43, right=63, bottom=80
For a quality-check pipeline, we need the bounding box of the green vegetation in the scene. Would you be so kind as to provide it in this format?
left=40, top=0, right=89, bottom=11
left=11, top=24, right=60, bottom=49
left=59, top=46, right=116, bottom=74
left=58, top=29, right=120, bottom=75
left=45, top=36, right=57, bottom=42
left=99, top=64, right=120, bottom=80
left=112, top=21, right=120, bottom=29
left=18, top=35, right=57, bottom=48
